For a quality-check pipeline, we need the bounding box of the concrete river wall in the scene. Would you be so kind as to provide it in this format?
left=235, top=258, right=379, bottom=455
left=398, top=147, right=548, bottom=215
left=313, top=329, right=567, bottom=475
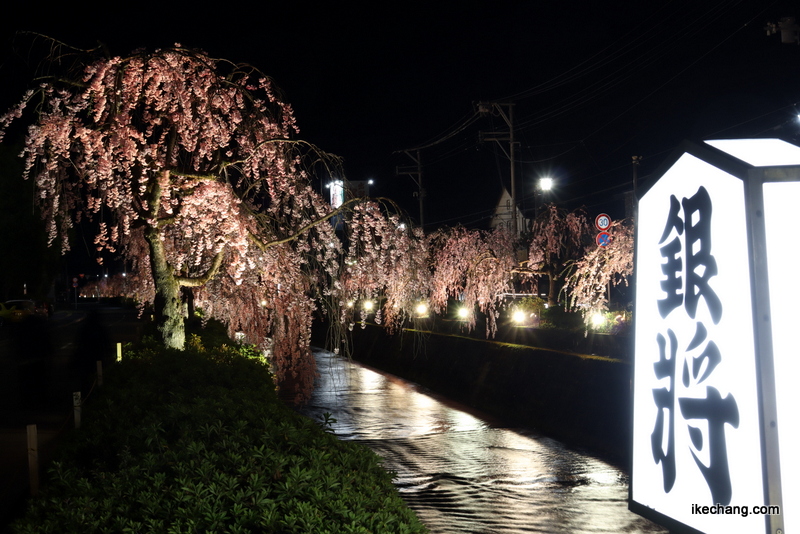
left=328, top=322, right=634, bottom=467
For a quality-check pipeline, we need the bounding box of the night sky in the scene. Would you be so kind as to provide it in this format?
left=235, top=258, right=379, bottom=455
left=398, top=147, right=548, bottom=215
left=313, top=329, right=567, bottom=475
left=2, top=1, right=799, bottom=230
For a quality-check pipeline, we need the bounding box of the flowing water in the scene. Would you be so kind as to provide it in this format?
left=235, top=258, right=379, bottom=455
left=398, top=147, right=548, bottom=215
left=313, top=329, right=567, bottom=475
left=300, top=349, right=668, bottom=533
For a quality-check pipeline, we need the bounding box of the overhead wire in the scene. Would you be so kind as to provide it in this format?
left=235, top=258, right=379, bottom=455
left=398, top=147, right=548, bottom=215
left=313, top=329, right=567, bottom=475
left=417, top=1, right=743, bottom=170
left=499, top=2, right=679, bottom=103
left=501, top=1, right=683, bottom=111
left=396, top=1, right=789, bottom=226
left=400, top=2, right=688, bottom=169
left=407, top=0, right=776, bottom=162
left=514, top=0, right=740, bottom=135
left=703, top=102, right=799, bottom=138
left=577, top=0, right=757, bottom=144
left=508, top=0, right=766, bottom=199
left=396, top=110, right=481, bottom=152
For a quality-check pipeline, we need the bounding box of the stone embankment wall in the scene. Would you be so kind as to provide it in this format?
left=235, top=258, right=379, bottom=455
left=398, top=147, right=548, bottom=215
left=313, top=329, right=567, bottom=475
left=321, top=322, right=634, bottom=468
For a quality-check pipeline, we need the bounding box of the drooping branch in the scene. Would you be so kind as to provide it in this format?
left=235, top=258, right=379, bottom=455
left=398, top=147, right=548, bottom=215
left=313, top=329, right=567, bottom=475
left=249, top=196, right=402, bottom=251
left=428, top=225, right=515, bottom=336
left=527, top=203, right=593, bottom=305
left=0, top=42, right=437, bottom=404
left=176, top=250, right=226, bottom=287
left=564, top=219, right=634, bottom=321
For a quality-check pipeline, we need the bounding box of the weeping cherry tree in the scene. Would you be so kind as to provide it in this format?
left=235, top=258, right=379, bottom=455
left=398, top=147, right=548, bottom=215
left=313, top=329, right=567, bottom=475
left=526, top=204, right=593, bottom=307
left=428, top=225, right=517, bottom=336
left=564, top=218, right=634, bottom=325
left=0, top=43, right=408, bottom=401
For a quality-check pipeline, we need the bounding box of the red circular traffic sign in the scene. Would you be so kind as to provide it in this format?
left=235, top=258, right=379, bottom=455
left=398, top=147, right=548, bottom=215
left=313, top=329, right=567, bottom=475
left=596, top=232, right=611, bottom=247
left=595, top=213, right=611, bottom=231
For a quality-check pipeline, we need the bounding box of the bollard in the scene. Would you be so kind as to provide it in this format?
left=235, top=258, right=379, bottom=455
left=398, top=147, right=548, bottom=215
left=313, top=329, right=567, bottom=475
left=116, top=342, right=122, bottom=363
left=96, top=360, right=103, bottom=387
left=27, top=424, right=38, bottom=496
left=73, top=391, right=82, bottom=429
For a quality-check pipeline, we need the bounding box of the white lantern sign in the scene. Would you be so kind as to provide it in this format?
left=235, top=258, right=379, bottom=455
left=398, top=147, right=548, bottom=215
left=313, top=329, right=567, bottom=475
left=328, top=179, right=345, bottom=209
left=630, top=139, right=799, bottom=534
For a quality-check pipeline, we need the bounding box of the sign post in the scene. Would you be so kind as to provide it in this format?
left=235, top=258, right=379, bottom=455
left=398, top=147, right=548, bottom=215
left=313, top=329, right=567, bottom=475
left=595, top=213, right=611, bottom=231
left=630, top=138, right=800, bottom=534
left=596, top=213, right=612, bottom=248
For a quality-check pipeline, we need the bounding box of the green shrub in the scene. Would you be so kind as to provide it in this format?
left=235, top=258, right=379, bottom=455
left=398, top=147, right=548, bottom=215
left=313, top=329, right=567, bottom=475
left=586, top=309, right=632, bottom=334
left=12, top=332, right=428, bottom=533
left=515, top=296, right=547, bottom=317
left=539, top=304, right=583, bottom=330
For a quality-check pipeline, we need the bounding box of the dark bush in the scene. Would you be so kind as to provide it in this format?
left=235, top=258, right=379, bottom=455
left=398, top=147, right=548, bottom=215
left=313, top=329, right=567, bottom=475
left=11, top=333, right=427, bottom=533
left=540, top=305, right=583, bottom=330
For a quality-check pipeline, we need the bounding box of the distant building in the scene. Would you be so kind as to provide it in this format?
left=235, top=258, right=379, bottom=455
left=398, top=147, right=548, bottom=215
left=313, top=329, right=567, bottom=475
left=490, top=186, right=530, bottom=233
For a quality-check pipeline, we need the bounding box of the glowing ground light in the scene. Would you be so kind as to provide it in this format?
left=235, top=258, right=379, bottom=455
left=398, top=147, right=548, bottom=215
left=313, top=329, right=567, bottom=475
left=512, top=309, right=527, bottom=324
left=591, top=313, right=606, bottom=328
left=362, top=301, right=374, bottom=311
left=416, top=303, right=428, bottom=316
left=457, top=307, right=470, bottom=319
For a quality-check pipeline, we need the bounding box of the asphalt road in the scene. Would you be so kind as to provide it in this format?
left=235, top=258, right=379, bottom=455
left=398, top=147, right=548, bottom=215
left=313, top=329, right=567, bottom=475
left=0, top=302, right=144, bottom=531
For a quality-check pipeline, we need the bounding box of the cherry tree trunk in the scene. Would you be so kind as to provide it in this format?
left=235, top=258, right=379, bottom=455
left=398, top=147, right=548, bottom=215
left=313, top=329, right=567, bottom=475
left=547, top=269, right=560, bottom=307
left=146, top=228, right=186, bottom=350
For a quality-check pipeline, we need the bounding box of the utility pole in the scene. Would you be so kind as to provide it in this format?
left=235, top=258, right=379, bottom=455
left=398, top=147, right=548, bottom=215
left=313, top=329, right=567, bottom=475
left=479, top=102, right=518, bottom=235
left=396, top=150, right=425, bottom=228
left=765, top=16, right=799, bottom=44
left=632, top=155, right=642, bottom=221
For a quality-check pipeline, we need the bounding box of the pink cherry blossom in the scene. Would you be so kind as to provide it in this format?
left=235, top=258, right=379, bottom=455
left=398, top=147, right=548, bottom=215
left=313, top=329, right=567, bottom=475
left=0, top=46, right=356, bottom=402
left=564, top=218, right=634, bottom=324
left=527, top=203, right=593, bottom=306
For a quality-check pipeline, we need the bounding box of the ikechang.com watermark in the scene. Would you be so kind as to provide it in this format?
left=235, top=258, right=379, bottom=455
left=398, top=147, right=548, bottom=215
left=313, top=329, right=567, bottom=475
left=691, top=503, right=781, bottom=518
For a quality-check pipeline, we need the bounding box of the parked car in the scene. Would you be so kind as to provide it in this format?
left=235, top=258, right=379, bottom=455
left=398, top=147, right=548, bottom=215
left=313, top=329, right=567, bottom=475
left=0, top=301, right=30, bottom=326
left=6, top=299, right=52, bottom=320
left=33, top=300, right=53, bottom=318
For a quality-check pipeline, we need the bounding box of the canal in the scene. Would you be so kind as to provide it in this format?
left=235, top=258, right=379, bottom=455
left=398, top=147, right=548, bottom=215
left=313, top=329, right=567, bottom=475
left=300, top=349, right=668, bottom=533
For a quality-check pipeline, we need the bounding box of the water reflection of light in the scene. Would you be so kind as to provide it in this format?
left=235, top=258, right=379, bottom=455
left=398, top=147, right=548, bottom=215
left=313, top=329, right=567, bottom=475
left=304, top=350, right=667, bottom=534
left=409, top=388, right=436, bottom=411
left=447, top=409, right=483, bottom=433
left=357, top=366, right=385, bottom=393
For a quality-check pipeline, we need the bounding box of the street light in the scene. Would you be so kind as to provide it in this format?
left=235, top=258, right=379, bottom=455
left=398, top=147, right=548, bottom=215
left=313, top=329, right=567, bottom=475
left=535, top=177, right=554, bottom=218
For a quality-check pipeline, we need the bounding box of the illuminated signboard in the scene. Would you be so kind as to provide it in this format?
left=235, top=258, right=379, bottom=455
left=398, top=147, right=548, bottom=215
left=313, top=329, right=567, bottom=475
left=329, top=179, right=344, bottom=208
left=762, top=180, right=799, bottom=534
left=328, top=179, right=373, bottom=209
left=630, top=139, right=799, bottom=534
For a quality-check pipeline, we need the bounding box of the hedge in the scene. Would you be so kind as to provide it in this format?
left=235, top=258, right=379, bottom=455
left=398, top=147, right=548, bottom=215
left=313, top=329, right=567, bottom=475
left=11, top=331, right=428, bottom=534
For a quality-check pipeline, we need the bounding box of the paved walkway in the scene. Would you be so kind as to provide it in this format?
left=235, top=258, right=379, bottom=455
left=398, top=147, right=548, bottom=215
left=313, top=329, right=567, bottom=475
left=0, top=304, right=143, bottom=531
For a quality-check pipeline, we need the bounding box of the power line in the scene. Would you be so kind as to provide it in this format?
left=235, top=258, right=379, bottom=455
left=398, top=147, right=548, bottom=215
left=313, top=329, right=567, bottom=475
left=396, top=111, right=481, bottom=152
